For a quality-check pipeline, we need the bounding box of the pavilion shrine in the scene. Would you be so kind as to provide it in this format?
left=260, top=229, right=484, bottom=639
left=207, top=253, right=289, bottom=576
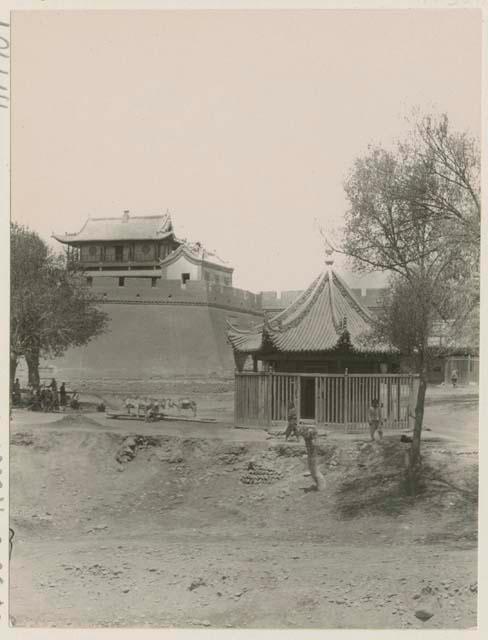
left=227, top=254, right=406, bottom=426
left=227, top=252, right=397, bottom=375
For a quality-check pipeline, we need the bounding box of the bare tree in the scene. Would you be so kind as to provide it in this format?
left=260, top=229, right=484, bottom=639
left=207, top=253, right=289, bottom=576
left=325, top=113, right=479, bottom=494
left=411, top=113, right=480, bottom=248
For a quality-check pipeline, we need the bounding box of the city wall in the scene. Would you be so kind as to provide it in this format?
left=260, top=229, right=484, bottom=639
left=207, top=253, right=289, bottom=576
left=39, top=279, right=388, bottom=381
left=48, top=278, right=263, bottom=380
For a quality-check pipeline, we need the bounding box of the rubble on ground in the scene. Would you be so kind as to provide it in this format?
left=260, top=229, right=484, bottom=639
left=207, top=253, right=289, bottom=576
left=240, top=460, right=283, bottom=485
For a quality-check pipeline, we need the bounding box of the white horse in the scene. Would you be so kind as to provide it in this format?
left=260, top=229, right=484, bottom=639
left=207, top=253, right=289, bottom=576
left=124, top=397, right=152, bottom=418
left=168, top=398, right=197, bottom=417
left=125, top=396, right=172, bottom=419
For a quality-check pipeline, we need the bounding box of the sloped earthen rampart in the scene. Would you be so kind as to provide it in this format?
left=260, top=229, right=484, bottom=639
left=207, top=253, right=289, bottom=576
left=51, top=279, right=263, bottom=379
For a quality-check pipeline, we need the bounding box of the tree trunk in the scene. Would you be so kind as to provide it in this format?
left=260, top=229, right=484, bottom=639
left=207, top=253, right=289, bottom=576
left=407, top=359, right=428, bottom=495
left=10, top=353, right=18, bottom=390
left=25, top=350, right=40, bottom=388
left=302, top=426, right=326, bottom=491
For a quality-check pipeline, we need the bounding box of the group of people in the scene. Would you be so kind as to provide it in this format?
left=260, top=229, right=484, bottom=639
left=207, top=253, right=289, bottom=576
left=284, top=397, right=384, bottom=442
left=12, top=377, right=78, bottom=412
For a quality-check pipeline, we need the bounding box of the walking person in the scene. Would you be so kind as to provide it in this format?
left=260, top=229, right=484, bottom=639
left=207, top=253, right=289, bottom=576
left=368, top=398, right=383, bottom=441
left=285, top=401, right=300, bottom=441
left=451, top=368, right=458, bottom=388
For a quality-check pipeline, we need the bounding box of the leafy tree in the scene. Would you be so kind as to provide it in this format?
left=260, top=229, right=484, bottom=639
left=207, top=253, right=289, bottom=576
left=333, top=113, right=479, bottom=494
left=10, top=222, right=109, bottom=387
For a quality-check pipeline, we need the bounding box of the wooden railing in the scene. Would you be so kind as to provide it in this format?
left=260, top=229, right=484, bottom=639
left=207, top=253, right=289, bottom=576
left=235, top=371, right=419, bottom=431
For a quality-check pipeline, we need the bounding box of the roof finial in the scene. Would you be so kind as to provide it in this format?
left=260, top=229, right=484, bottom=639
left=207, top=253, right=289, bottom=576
left=325, top=245, right=334, bottom=267
left=314, top=218, right=335, bottom=268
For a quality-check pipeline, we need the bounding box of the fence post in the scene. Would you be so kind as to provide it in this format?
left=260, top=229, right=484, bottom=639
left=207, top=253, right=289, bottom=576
left=408, top=375, right=417, bottom=430
left=297, top=375, right=302, bottom=424
left=467, top=354, right=471, bottom=385
left=266, top=372, right=272, bottom=426
left=234, top=372, right=238, bottom=426
left=397, top=377, right=401, bottom=423
left=314, top=376, right=318, bottom=425
left=344, top=368, right=349, bottom=432
left=444, top=357, right=450, bottom=385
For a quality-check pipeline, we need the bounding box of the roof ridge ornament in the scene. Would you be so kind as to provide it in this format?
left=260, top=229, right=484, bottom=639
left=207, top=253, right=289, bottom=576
left=324, top=245, right=334, bottom=267
left=314, top=218, right=335, bottom=267
left=160, top=209, right=173, bottom=233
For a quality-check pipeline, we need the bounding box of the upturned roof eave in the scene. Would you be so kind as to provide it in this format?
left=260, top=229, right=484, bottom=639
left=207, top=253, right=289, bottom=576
left=159, top=243, right=233, bottom=272
left=52, top=230, right=175, bottom=244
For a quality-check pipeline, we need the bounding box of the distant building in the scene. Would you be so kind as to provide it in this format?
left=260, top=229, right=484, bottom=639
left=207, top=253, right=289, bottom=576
left=50, top=211, right=259, bottom=379
left=53, top=210, right=232, bottom=288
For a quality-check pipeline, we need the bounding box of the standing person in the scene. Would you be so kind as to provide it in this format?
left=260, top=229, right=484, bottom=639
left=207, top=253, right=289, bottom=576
left=144, top=400, right=158, bottom=423
left=368, top=398, right=383, bottom=441
left=12, top=378, right=21, bottom=405
left=41, top=387, right=53, bottom=412
left=70, top=390, right=80, bottom=410
left=59, top=382, right=67, bottom=410
left=451, top=369, right=458, bottom=388
left=285, top=401, right=299, bottom=441
left=39, top=387, right=46, bottom=411
left=49, top=378, right=59, bottom=410
left=31, top=387, right=41, bottom=411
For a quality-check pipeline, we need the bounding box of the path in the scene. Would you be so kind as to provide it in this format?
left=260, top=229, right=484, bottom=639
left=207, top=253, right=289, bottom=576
left=424, top=388, right=478, bottom=449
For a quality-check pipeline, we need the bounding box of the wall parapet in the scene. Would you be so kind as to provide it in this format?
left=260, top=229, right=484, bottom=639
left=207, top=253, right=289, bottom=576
left=261, top=287, right=388, bottom=311
left=88, top=277, right=263, bottom=314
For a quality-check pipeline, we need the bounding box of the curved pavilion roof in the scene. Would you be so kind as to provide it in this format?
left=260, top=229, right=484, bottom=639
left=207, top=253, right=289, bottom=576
left=227, top=262, right=388, bottom=355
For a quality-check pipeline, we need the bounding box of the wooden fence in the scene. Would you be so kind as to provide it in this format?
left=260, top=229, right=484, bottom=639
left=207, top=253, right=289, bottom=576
left=235, top=371, right=419, bottom=432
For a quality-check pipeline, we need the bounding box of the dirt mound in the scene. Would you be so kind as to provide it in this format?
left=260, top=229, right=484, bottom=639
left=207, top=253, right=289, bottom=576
left=10, top=424, right=478, bottom=550
left=51, top=414, right=105, bottom=428
left=11, top=432, right=36, bottom=447
left=332, top=439, right=478, bottom=536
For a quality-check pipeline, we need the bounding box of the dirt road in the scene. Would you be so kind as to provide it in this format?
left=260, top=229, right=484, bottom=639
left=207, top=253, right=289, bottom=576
left=10, top=535, right=477, bottom=629
left=9, top=402, right=478, bottom=629
left=424, top=387, right=478, bottom=449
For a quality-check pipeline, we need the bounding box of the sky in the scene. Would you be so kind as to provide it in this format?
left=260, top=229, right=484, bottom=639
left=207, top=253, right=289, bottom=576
left=11, top=9, right=481, bottom=294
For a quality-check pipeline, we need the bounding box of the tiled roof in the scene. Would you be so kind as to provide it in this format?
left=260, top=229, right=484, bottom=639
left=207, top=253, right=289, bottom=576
left=53, top=212, right=175, bottom=243
left=228, top=266, right=388, bottom=354
left=227, top=321, right=264, bottom=353
left=160, top=242, right=233, bottom=272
